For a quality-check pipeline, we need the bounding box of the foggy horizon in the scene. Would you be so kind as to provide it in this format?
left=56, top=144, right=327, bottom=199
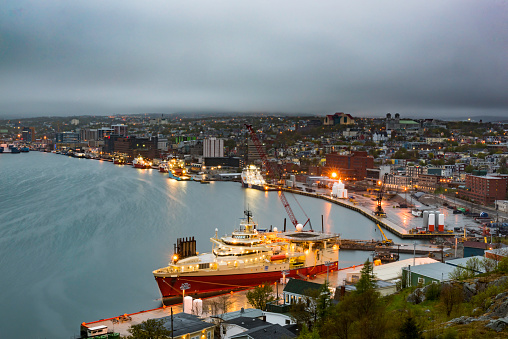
left=1, top=1, right=507, bottom=119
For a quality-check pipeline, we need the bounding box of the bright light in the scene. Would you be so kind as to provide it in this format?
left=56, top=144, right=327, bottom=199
left=331, top=172, right=337, bottom=178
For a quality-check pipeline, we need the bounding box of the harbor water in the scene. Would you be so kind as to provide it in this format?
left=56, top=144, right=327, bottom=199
left=0, top=152, right=412, bottom=338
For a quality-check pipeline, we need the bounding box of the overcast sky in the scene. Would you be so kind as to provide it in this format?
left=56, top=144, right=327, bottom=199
left=1, top=1, right=507, bottom=118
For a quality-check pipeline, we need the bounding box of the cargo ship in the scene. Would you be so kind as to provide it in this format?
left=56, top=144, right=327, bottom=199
left=241, top=165, right=270, bottom=190
left=132, top=156, right=152, bottom=169
left=153, top=211, right=340, bottom=301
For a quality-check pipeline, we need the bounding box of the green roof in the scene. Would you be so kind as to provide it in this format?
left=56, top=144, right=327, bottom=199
left=399, top=120, right=419, bottom=124
left=283, top=279, right=322, bottom=295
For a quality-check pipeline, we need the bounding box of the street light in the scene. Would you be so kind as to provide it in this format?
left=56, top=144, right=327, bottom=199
left=325, top=261, right=332, bottom=282
left=413, top=241, right=416, bottom=266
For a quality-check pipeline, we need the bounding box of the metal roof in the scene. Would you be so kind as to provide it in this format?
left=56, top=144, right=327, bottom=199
left=230, top=323, right=296, bottom=339
left=160, top=313, right=213, bottom=337
left=283, top=278, right=322, bottom=295
left=226, top=317, right=268, bottom=330
left=403, top=262, right=457, bottom=281
left=215, top=308, right=263, bottom=321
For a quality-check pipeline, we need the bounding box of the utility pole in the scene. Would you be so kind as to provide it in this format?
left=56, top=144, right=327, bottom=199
left=413, top=241, right=416, bottom=266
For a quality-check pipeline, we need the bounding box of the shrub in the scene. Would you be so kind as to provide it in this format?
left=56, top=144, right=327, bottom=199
left=425, top=283, right=441, bottom=301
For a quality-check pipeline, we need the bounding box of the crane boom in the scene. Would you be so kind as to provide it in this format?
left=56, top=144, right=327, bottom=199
left=244, top=124, right=309, bottom=229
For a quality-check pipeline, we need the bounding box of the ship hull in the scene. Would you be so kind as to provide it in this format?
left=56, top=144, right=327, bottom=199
left=154, top=261, right=338, bottom=299
left=133, top=164, right=151, bottom=169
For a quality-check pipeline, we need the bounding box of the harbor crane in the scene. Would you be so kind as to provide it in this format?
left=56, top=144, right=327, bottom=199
left=376, top=223, right=393, bottom=246
left=244, top=124, right=311, bottom=229
left=374, top=173, right=388, bottom=217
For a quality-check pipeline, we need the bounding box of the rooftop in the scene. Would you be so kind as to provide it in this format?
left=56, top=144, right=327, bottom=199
left=230, top=323, right=296, bottom=339
left=402, top=262, right=457, bottom=281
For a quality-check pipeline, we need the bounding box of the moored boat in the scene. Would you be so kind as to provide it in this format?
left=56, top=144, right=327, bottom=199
left=132, top=156, right=152, bottom=169
left=153, top=210, right=340, bottom=301
left=241, top=165, right=272, bottom=190
left=159, top=162, right=169, bottom=173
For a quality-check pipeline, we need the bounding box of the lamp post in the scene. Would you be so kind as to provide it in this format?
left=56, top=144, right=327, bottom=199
left=325, top=261, right=332, bottom=283
left=413, top=241, right=416, bottom=266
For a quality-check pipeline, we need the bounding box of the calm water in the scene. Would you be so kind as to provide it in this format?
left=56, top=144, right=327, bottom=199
left=0, top=152, right=409, bottom=338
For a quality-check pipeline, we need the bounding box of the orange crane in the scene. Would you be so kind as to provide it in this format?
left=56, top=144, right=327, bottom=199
left=245, top=124, right=311, bottom=229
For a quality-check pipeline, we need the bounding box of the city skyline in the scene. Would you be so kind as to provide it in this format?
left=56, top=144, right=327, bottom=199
left=1, top=1, right=507, bottom=118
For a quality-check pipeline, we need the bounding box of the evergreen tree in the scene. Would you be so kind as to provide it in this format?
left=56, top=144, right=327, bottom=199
left=356, top=259, right=376, bottom=293
left=398, top=316, right=422, bottom=339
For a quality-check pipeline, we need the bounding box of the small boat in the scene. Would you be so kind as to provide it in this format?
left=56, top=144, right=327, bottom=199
left=373, top=250, right=399, bottom=264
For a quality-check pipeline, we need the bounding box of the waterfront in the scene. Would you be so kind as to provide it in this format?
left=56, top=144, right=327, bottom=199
left=1, top=152, right=414, bottom=338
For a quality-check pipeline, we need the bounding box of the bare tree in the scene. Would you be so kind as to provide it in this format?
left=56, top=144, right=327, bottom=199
left=441, top=284, right=464, bottom=317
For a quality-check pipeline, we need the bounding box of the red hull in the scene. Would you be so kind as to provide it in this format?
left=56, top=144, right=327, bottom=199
left=133, top=164, right=151, bottom=169
left=154, top=262, right=338, bottom=298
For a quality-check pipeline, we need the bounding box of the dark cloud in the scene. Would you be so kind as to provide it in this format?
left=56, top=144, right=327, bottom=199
left=1, top=0, right=507, bottom=118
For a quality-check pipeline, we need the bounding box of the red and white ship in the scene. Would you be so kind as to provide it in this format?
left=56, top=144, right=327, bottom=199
left=153, top=211, right=340, bottom=301
left=159, top=161, right=169, bottom=173
left=132, top=156, right=152, bottom=169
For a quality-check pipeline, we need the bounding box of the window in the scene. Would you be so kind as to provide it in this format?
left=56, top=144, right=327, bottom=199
left=207, top=331, right=212, bottom=339
left=418, top=277, right=424, bottom=284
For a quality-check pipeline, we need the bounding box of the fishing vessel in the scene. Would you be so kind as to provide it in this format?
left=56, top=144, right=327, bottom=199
left=159, top=161, right=169, bottom=173
left=132, top=156, right=152, bottom=169
left=113, top=155, right=126, bottom=165
left=153, top=210, right=340, bottom=301
left=241, top=165, right=268, bottom=190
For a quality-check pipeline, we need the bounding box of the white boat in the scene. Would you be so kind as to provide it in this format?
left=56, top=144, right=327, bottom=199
left=241, top=165, right=267, bottom=190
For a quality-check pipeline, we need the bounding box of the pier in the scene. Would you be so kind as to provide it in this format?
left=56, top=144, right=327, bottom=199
left=277, top=187, right=457, bottom=239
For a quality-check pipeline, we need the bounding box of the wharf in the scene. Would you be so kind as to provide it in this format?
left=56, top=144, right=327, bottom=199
left=340, top=239, right=447, bottom=254
left=277, top=187, right=459, bottom=239
left=82, top=258, right=441, bottom=337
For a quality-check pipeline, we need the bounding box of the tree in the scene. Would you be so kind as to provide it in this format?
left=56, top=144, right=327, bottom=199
left=356, top=259, right=376, bottom=293
left=246, top=283, right=274, bottom=310
left=464, top=165, right=474, bottom=173
left=319, top=294, right=355, bottom=339
left=290, top=298, right=314, bottom=330
left=440, top=284, right=464, bottom=317
left=126, top=318, right=172, bottom=339
left=398, top=315, right=423, bottom=339
left=315, top=281, right=332, bottom=324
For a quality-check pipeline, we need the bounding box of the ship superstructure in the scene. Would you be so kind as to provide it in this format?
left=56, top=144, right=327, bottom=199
left=153, top=211, right=340, bottom=300
left=241, top=165, right=267, bottom=190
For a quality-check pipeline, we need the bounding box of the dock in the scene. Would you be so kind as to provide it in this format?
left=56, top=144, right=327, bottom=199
left=339, top=239, right=448, bottom=254
left=278, top=187, right=459, bottom=239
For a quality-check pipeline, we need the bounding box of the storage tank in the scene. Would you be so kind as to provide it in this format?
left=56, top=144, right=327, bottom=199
left=423, top=211, right=429, bottom=228
left=192, top=299, right=203, bottom=316
left=428, top=213, right=435, bottom=232
left=184, top=296, right=193, bottom=314
left=438, top=213, right=445, bottom=232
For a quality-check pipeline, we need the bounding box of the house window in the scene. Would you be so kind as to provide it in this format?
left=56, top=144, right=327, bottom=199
left=418, top=277, right=424, bottom=285
left=207, top=331, right=212, bottom=339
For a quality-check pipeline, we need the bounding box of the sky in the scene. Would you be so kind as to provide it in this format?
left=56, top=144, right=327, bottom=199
left=1, top=0, right=507, bottom=119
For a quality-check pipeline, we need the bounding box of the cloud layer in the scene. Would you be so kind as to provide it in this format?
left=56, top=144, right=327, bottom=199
left=1, top=1, right=507, bottom=117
